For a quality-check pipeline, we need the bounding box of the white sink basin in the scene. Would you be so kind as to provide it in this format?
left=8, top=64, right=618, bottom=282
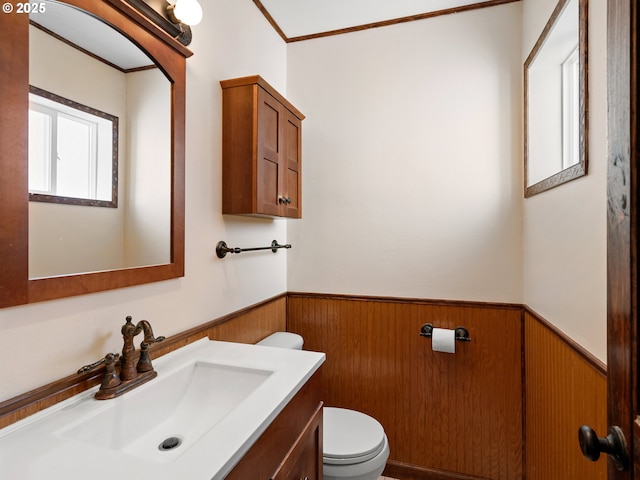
left=0, top=338, right=325, bottom=480
left=59, top=361, right=272, bottom=462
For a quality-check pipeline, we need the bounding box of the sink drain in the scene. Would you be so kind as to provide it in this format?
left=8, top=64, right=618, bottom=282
left=159, top=436, right=182, bottom=451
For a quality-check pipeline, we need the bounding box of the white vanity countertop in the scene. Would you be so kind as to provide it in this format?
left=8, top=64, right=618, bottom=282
left=0, top=339, right=325, bottom=479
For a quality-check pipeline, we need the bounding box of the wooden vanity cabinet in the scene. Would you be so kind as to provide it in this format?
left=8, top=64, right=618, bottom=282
left=271, top=404, right=322, bottom=480
left=225, top=369, right=322, bottom=480
left=221, top=76, right=304, bottom=218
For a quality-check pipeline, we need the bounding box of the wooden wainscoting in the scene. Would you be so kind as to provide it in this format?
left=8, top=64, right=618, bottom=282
left=0, top=294, right=287, bottom=429
left=0, top=292, right=610, bottom=480
left=153, top=294, right=287, bottom=356
left=288, top=293, right=524, bottom=480
left=524, top=308, right=607, bottom=480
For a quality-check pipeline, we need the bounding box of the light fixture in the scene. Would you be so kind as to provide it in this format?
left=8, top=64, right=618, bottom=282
left=167, top=0, right=203, bottom=27
left=126, top=0, right=202, bottom=47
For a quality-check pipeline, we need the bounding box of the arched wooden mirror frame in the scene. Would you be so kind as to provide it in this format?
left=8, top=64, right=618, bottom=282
left=0, top=0, right=191, bottom=308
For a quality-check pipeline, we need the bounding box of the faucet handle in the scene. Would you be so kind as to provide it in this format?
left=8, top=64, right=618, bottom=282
left=77, top=353, right=120, bottom=374
left=78, top=353, right=122, bottom=397
left=137, top=340, right=164, bottom=373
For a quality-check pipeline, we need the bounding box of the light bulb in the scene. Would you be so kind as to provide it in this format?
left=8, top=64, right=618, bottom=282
left=171, top=0, right=202, bottom=26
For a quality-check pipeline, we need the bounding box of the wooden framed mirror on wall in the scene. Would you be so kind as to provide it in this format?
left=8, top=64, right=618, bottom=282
left=0, top=0, right=192, bottom=308
left=524, top=0, right=588, bottom=197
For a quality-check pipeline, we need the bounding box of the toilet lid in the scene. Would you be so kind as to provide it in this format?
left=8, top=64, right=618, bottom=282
left=323, top=407, right=386, bottom=465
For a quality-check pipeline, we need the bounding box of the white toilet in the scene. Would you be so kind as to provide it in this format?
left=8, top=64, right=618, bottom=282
left=257, top=332, right=390, bottom=480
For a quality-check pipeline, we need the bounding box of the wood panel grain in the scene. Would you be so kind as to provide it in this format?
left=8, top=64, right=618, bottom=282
left=0, top=295, right=287, bottom=429
left=154, top=294, right=287, bottom=354
left=606, top=0, right=637, bottom=478
left=524, top=309, right=607, bottom=480
left=287, top=293, right=523, bottom=480
left=0, top=12, right=29, bottom=308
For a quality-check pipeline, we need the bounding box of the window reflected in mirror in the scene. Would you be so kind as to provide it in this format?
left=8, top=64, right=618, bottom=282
left=524, top=0, right=587, bottom=197
left=29, top=86, right=118, bottom=207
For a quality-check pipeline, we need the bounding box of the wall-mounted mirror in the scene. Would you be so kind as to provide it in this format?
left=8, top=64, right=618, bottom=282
left=0, top=0, right=191, bottom=307
left=29, top=2, right=172, bottom=278
left=524, top=0, right=588, bottom=197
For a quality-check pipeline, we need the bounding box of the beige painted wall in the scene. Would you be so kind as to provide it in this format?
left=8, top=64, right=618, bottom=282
left=522, top=0, right=607, bottom=363
left=124, top=68, right=172, bottom=267
left=286, top=3, right=524, bottom=303
left=0, top=0, right=288, bottom=403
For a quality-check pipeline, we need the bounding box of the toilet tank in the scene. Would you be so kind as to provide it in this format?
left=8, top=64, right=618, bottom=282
left=256, top=332, right=303, bottom=350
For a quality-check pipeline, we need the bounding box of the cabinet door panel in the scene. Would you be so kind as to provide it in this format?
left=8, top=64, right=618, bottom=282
left=257, top=89, right=283, bottom=215
left=271, top=404, right=322, bottom=480
left=284, top=113, right=302, bottom=218
left=261, top=99, right=280, bottom=152
left=286, top=168, right=299, bottom=214
left=259, top=158, right=280, bottom=213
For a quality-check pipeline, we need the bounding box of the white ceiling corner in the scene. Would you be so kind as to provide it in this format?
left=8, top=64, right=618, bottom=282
left=258, top=0, right=503, bottom=39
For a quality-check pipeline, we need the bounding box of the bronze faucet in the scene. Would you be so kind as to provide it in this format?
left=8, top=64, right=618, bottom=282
left=78, top=316, right=165, bottom=400
left=120, top=316, right=165, bottom=380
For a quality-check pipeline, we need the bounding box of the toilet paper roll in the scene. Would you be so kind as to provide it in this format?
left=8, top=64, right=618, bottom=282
left=432, top=328, right=456, bottom=354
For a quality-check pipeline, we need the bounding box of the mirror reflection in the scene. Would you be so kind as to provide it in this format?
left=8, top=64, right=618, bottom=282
left=28, top=1, right=172, bottom=278
left=524, top=0, right=587, bottom=197
left=29, top=85, right=118, bottom=207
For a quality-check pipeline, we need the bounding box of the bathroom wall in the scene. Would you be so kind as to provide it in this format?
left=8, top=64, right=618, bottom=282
left=285, top=2, right=523, bottom=304
left=521, top=1, right=608, bottom=477
left=124, top=68, right=172, bottom=267
left=289, top=293, right=524, bottom=479
left=0, top=0, right=290, bottom=403
left=284, top=0, right=607, bottom=364
left=521, top=0, right=608, bottom=363
left=284, top=10, right=525, bottom=475
left=284, top=3, right=609, bottom=478
left=524, top=309, right=607, bottom=479
left=500, top=0, right=607, bottom=476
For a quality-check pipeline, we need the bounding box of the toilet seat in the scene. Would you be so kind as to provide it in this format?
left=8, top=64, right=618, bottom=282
left=323, top=407, right=386, bottom=466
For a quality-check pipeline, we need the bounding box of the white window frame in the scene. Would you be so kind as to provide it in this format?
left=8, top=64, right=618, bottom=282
left=561, top=47, right=580, bottom=170
left=28, top=86, right=118, bottom=208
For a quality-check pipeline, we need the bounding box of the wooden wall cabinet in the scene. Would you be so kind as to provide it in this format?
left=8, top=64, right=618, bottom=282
left=221, top=76, right=304, bottom=218
left=226, top=369, right=323, bottom=480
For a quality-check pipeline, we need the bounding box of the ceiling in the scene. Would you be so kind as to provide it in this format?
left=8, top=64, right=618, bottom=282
left=30, top=0, right=516, bottom=69
left=32, top=1, right=154, bottom=70
left=255, top=0, right=516, bottom=42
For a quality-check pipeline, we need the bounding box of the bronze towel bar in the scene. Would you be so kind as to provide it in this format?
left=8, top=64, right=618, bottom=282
left=216, top=240, right=292, bottom=258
